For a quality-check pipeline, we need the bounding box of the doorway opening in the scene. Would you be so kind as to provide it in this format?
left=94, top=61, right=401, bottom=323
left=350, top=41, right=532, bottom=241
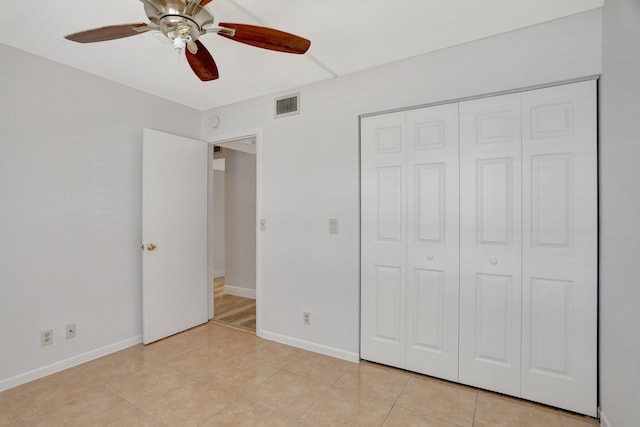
left=207, top=133, right=260, bottom=334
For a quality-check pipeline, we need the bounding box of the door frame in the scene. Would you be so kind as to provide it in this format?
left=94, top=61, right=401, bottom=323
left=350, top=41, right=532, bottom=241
left=207, top=129, right=263, bottom=336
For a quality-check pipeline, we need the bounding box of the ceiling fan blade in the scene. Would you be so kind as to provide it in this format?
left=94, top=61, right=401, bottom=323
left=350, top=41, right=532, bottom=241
left=199, top=0, right=214, bottom=6
left=218, top=23, right=310, bottom=54
left=185, top=40, right=219, bottom=81
left=65, top=23, right=152, bottom=43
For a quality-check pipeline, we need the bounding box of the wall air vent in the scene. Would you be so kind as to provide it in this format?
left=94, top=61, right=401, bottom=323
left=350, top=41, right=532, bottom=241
left=275, top=93, right=300, bottom=118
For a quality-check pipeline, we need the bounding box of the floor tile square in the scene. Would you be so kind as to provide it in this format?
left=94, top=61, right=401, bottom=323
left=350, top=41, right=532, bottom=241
left=139, top=379, right=238, bottom=426
left=242, top=370, right=329, bottom=418
left=177, top=322, right=237, bottom=343
left=240, top=339, right=311, bottom=369
left=474, top=392, right=563, bottom=427
left=138, top=332, right=205, bottom=362
left=299, top=387, right=393, bottom=426
left=167, top=343, right=238, bottom=377
left=206, top=331, right=261, bottom=355
left=396, top=377, right=477, bottom=427
left=23, top=386, right=137, bottom=427
left=76, top=347, right=168, bottom=385
left=383, top=407, right=463, bottom=426
left=103, top=407, right=165, bottom=426
left=332, top=362, right=411, bottom=405
left=283, top=352, right=353, bottom=385
left=0, top=399, right=20, bottom=425
left=1, top=368, right=95, bottom=417
left=200, top=398, right=294, bottom=426
left=105, top=363, right=192, bottom=406
left=204, top=357, right=279, bottom=393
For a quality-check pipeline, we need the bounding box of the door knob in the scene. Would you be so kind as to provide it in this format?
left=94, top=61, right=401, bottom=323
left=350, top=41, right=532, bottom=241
left=427, top=255, right=434, bottom=261
left=490, top=258, right=498, bottom=265
left=147, top=243, right=157, bottom=251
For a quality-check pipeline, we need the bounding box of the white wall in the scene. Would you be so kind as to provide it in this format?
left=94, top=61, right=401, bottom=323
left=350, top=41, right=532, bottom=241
left=224, top=149, right=257, bottom=298
left=599, top=1, right=640, bottom=426
left=213, top=169, right=225, bottom=277
left=0, top=43, right=202, bottom=389
left=201, top=9, right=602, bottom=360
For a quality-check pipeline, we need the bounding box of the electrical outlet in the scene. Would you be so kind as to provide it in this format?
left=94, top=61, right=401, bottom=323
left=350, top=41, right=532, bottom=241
left=65, top=323, right=76, bottom=339
left=41, top=329, right=53, bottom=346
left=303, top=312, right=311, bottom=326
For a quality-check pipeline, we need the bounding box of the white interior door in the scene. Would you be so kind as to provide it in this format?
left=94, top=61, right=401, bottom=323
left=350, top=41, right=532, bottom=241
left=360, top=112, right=407, bottom=368
left=520, top=81, right=598, bottom=416
left=405, top=104, right=460, bottom=381
left=142, top=128, right=209, bottom=344
left=459, top=93, right=523, bottom=396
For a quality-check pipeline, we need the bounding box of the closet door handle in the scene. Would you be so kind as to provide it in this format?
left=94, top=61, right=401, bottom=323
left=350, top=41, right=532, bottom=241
left=490, top=258, right=498, bottom=265
left=427, top=255, right=434, bottom=261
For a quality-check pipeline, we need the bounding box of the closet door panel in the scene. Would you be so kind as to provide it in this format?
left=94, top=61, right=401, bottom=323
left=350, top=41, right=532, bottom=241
left=521, top=81, right=597, bottom=416
left=406, top=104, right=460, bottom=381
left=360, top=112, right=407, bottom=367
left=459, top=93, right=522, bottom=396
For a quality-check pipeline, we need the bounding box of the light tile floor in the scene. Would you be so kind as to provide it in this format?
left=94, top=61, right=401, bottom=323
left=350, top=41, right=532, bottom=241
left=0, top=322, right=599, bottom=426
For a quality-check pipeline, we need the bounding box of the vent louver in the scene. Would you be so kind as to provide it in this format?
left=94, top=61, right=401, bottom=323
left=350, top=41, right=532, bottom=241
left=275, top=93, right=300, bottom=118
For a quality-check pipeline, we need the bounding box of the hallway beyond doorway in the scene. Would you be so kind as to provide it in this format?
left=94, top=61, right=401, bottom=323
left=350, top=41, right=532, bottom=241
left=212, top=277, right=256, bottom=333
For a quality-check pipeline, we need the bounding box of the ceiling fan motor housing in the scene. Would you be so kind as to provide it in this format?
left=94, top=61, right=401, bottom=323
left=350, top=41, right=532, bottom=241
left=143, top=0, right=214, bottom=40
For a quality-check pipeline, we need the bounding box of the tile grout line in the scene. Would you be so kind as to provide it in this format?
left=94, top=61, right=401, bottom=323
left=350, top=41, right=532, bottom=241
left=387, top=376, right=472, bottom=427
left=379, top=374, right=413, bottom=426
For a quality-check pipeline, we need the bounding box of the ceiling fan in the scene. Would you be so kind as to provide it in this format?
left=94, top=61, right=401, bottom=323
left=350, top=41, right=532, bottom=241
left=64, top=0, right=311, bottom=81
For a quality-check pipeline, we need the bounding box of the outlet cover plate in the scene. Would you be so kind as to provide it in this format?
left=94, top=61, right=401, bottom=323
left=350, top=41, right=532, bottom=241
left=41, top=329, right=53, bottom=346
left=65, top=323, right=76, bottom=339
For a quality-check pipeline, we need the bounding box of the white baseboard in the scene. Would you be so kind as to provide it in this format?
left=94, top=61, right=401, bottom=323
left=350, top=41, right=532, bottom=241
left=224, top=284, right=256, bottom=299
left=213, top=269, right=225, bottom=278
left=0, top=335, right=142, bottom=392
left=599, top=410, right=611, bottom=427
left=258, top=329, right=360, bottom=363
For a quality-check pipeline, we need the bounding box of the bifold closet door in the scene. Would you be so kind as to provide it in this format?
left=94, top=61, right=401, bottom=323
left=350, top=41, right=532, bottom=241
left=520, top=81, right=597, bottom=416
left=362, top=80, right=597, bottom=416
left=361, top=104, right=460, bottom=379
left=458, top=81, right=597, bottom=416
left=459, top=93, right=523, bottom=396
left=405, top=104, right=460, bottom=381
left=360, top=111, right=407, bottom=368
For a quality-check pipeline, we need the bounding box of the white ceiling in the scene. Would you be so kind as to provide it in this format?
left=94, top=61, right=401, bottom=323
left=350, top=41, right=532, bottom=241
left=1, top=0, right=603, bottom=111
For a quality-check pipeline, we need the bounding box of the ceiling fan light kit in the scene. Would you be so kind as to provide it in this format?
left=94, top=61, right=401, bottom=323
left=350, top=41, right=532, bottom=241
left=64, top=0, right=311, bottom=81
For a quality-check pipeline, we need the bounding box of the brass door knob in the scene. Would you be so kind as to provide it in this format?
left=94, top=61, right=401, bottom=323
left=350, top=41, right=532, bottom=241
left=147, top=243, right=157, bottom=251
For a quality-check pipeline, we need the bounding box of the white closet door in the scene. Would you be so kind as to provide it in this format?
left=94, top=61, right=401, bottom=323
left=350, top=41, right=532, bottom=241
left=520, top=81, right=598, bottom=416
left=360, top=112, right=407, bottom=367
left=459, top=93, right=523, bottom=396
left=405, top=104, right=460, bottom=381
